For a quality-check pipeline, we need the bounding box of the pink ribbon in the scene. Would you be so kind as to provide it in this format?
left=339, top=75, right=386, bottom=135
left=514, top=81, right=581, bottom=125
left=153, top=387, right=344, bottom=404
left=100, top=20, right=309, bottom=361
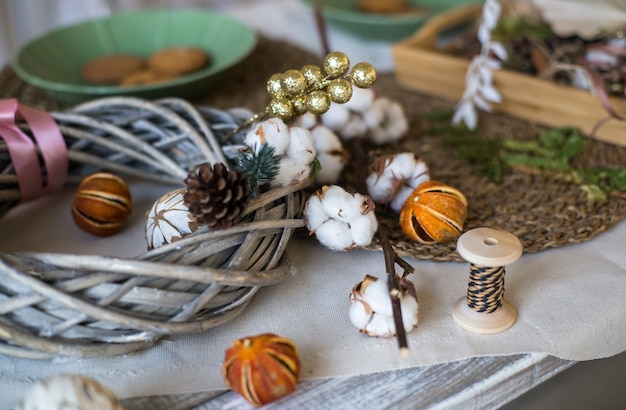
left=0, top=99, right=68, bottom=201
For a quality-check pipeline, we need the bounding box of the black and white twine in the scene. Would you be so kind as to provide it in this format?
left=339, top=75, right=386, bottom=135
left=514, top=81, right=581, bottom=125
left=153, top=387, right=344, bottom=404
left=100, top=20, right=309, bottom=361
left=466, top=264, right=506, bottom=313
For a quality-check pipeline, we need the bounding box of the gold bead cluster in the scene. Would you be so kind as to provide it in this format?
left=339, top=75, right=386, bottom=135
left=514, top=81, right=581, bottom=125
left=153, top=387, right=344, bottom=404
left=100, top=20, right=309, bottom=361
left=265, top=51, right=377, bottom=121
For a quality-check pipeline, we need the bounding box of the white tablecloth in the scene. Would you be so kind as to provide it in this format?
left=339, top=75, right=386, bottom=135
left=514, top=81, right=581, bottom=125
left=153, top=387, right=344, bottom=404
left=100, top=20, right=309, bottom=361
left=0, top=179, right=624, bottom=409
left=0, top=1, right=625, bottom=408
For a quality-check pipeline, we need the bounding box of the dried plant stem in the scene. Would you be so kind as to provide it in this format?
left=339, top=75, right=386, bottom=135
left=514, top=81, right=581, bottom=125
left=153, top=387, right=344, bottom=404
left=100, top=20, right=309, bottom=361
left=379, top=227, right=409, bottom=356
left=222, top=108, right=270, bottom=142
left=349, top=138, right=413, bottom=355
left=314, top=1, right=331, bottom=56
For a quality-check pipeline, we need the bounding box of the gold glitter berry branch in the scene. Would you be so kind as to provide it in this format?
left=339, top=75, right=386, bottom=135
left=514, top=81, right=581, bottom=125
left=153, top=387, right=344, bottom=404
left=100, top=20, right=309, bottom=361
left=226, top=51, right=377, bottom=138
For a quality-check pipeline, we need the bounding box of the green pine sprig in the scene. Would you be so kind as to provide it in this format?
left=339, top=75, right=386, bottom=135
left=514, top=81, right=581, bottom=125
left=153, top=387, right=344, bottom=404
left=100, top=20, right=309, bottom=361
left=497, top=127, right=587, bottom=172
left=429, top=111, right=626, bottom=203
left=234, top=143, right=280, bottom=190
left=309, top=157, right=322, bottom=182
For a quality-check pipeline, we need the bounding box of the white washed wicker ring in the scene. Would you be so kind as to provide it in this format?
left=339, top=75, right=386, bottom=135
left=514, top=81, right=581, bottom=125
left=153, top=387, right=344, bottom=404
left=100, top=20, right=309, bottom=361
left=0, top=97, right=306, bottom=359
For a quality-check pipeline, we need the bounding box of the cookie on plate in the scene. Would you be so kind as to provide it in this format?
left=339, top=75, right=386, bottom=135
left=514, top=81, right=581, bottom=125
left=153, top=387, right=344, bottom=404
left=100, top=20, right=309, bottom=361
left=82, top=54, right=145, bottom=85
left=357, top=0, right=411, bottom=14
left=147, top=47, right=209, bottom=76
left=118, top=70, right=178, bottom=87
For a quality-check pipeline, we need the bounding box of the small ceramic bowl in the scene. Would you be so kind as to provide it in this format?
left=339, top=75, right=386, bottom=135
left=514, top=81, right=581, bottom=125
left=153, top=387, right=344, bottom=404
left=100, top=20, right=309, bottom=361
left=301, top=0, right=481, bottom=41
left=13, top=8, right=257, bottom=104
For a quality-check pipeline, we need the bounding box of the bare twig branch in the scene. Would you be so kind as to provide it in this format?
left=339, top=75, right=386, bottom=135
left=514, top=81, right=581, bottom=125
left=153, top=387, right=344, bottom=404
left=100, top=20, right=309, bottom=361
left=350, top=140, right=412, bottom=356
left=379, top=227, right=409, bottom=356
left=314, top=1, right=331, bottom=56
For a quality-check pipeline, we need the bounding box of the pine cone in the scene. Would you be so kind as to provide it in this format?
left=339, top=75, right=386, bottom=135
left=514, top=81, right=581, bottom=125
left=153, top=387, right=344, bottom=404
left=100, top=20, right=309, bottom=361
left=183, top=163, right=250, bottom=229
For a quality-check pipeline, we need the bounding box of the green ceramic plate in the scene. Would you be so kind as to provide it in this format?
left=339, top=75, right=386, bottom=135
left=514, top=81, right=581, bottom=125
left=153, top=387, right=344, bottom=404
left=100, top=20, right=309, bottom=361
left=301, top=0, right=482, bottom=41
left=13, top=9, right=257, bottom=104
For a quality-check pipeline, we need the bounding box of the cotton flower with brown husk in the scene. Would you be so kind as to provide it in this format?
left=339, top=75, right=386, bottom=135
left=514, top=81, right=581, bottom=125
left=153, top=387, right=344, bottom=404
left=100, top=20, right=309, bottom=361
left=295, top=87, right=409, bottom=145
left=366, top=152, right=430, bottom=213
left=303, top=185, right=378, bottom=251
left=242, top=118, right=317, bottom=188
left=349, top=274, right=418, bottom=338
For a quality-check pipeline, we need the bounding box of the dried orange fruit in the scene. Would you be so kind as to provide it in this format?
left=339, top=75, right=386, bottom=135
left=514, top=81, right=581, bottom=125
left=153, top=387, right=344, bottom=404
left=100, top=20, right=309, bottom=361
left=71, top=172, right=132, bottom=236
left=222, top=333, right=300, bottom=407
left=399, top=180, right=468, bottom=244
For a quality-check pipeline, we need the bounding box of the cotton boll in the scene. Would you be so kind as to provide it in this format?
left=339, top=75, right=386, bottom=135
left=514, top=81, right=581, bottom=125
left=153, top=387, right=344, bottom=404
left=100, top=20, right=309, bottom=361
left=364, top=98, right=409, bottom=145
left=244, top=118, right=289, bottom=156
left=352, top=191, right=376, bottom=215
left=343, top=86, right=375, bottom=112
left=390, top=153, right=430, bottom=189
left=316, top=153, right=345, bottom=184
left=304, top=194, right=329, bottom=232
left=243, top=131, right=263, bottom=154
left=330, top=191, right=373, bottom=224
left=320, top=103, right=350, bottom=131
left=365, top=311, right=396, bottom=337
left=350, top=212, right=378, bottom=247
left=271, top=157, right=310, bottom=188
left=348, top=296, right=371, bottom=329
left=362, top=98, right=386, bottom=129
left=316, top=88, right=409, bottom=144
left=348, top=277, right=396, bottom=336
left=320, top=185, right=362, bottom=223
left=349, top=275, right=419, bottom=337
left=383, top=99, right=409, bottom=141
left=311, top=126, right=347, bottom=184
left=368, top=293, right=418, bottom=337
left=408, top=159, right=429, bottom=184
left=349, top=275, right=380, bottom=331
left=389, top=153, right=419, bottom=179
left=366, top=153, right=411, bottom=204
left=314, top=218, right=354, bottom=251
left=389, top=157, right=430, bottom=212
left=368, top=127, right=389, bottom=145
left=400, top=290, right=419, bottom=331
left=361, top=278, right=393, bottom=316
left=306, top=185, right=377, bottom=251
left=366, top=172, right=394, bottom=204
left=311, top=125, right=343, bottom=152
left=294, top=112, right=318, bottom=129
left=367, top=153, right=430, bottom=211
left=287, top=126, right=316, bottom=165
left=339, top=114, right=368, bottom=140
left=320, top=184, right=353, bottom=203
left=390, top=185, right=414, bottom=213
left=20, top=374, right=122, bottom=410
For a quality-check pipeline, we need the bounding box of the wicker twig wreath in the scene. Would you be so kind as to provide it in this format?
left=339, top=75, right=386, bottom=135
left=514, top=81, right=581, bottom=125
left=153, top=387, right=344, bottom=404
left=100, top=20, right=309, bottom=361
left=0, top=97, right=306, bottom=359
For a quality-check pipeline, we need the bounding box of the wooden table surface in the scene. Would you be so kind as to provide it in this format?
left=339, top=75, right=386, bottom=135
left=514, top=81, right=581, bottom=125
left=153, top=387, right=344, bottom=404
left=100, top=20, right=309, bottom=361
left=121, top=353, right=574, bottom=409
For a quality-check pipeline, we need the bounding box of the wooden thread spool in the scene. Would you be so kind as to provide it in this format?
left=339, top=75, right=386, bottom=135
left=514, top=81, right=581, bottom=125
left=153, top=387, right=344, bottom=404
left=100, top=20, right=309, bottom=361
left=452, top=227, right=523, bottom=334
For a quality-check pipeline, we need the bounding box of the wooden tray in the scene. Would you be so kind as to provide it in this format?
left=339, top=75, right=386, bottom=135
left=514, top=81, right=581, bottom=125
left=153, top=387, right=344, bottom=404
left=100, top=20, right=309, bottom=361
left=391, top=4, right=626, bottom=148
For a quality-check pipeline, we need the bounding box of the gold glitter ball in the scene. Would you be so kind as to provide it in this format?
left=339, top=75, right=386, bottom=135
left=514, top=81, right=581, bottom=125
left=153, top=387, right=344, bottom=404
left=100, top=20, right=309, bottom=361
left=301, top=65, right=324, bottom=90
left=293, top=97, right=308, bottom=115
left=350, top=62, right=377, bottom=88
left=323, top=51, right=350, bottom=78
left=281, top=69, right=307, bottom=96
left=327, top=78, right=353, bottom=104
left=306, top=90, right=330, bottom=115
left=267, top=73, right=286, bottom=98
left=269, top=98, right=294, bottom=121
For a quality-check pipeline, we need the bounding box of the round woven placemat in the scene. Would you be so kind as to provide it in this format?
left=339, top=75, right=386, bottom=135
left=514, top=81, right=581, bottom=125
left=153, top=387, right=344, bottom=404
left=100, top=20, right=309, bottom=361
left=2, top=36, right=625, bottom=262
